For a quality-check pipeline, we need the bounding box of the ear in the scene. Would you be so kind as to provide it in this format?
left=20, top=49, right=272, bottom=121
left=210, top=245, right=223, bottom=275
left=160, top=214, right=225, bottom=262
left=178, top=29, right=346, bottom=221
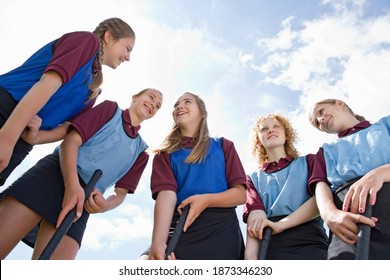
left=103, top=31, right=112, bottom=44
left=335, top=99, right=346, bottom=108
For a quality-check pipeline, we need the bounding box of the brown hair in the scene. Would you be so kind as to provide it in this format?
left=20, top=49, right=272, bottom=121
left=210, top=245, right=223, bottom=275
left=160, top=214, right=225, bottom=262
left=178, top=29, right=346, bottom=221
left=250, top=113, right=299, bottom=167
left=309, top=99, right=366, bottom=129
left=89, top=18, right=135, bottom=100
left=156, top=92, right=210, bottom=164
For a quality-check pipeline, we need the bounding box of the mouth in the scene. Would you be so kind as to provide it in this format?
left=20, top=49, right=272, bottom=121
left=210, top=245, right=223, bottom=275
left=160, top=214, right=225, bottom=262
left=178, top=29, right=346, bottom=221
left=144, top=104, right=152, bottom=114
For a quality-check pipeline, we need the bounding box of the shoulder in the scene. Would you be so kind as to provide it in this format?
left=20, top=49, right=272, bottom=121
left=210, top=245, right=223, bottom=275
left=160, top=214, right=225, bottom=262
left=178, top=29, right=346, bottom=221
left=55, top=31, right=98, bottom=52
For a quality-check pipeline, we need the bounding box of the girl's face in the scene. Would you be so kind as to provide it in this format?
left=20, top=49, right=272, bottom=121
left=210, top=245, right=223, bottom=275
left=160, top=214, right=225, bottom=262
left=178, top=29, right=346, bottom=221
left=102, top=32, right=135, bottom=69
left=132, top=89, right=162, bottom=120
left=312, top=102, right=347, bottom=134
left=173, top=93, right=202, bottom=129
left=258, top=117, right=286, bottom=150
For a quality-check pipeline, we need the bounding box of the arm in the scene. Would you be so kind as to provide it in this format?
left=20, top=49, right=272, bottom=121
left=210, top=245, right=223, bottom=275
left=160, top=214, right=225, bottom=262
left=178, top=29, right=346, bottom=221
left=56, top=129, right=84, bottom=228
left=272, top=196, right=319, bottom=234
left=22, top=117, right=70, bottom=145
left=343, top=163, right=390, bottom=213
left=178, top=184, right=246, bottom=232
left=149, top=190, right=177, bottom=260
left=315, top=181, right=375, bottom=244
left=0, top=71, right=62, bottom=172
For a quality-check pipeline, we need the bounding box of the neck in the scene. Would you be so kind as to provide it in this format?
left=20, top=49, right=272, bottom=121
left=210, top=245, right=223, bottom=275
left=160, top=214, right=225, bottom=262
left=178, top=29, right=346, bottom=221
left=128, top=108, right=141, bottom=127
left=266, top=146, right=288, bottom=163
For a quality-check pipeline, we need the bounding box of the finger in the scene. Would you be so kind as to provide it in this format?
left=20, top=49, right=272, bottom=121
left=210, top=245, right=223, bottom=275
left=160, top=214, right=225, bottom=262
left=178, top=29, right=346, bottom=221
left=56, top=207, right=72, bottom=228
left=342, top=188, right=353, bottom=212
left=358, top=191, right=369, bottom=213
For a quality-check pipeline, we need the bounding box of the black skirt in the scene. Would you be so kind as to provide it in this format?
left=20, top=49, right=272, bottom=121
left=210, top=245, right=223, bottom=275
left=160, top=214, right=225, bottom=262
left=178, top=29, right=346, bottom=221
left=169, top=207, right=244, bottom=260
left=329, top=179, right=390, bottom=260
left=264, top=216, right=329, bottom=260
left=0, top=87, right=33, bottom=186
left=1, top=152, right=89, bottom=247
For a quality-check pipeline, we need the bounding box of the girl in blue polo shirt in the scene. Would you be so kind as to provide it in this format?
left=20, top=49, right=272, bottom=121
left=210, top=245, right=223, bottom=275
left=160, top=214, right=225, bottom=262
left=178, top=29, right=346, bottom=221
left=0, top=17, right=135, bottom=186
left=147, top=92, right=246, bottom=260
left=0, top=88, right=162, bottom=260
left=244, top=113, right=328, bottom=260
left=309, top=98, right=390, bottom=259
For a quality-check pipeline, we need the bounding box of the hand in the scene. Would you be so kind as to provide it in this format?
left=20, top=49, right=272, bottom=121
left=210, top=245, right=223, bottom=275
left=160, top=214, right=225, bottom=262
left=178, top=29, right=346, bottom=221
left=246, top=210, right=273, bottom=239
left=21, top=115, right=42, bottom=145
left=323, top=207, right=375, bottom=244
left=0, top=135, right=14, bottom=173
left=84, top=189, right=106, bottom=214
left=56, top=183, right=85, bottom=228
left=343, top=169, right=386, bottom=213
left=178, top=194, right=209, bottom=232
left=149, top=243, right=167, bottom=260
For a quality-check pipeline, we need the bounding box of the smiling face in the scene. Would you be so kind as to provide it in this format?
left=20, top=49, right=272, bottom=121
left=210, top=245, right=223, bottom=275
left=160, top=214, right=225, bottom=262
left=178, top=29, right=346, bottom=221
left=258, top=117, right=286, bottom=150
left=131, top=88, right=162, bottom=125
left=311, top=100, right=351, bottom=134
left=102, top=32, right=135, bottom=69
left=172, top=93, right=203, bottom=136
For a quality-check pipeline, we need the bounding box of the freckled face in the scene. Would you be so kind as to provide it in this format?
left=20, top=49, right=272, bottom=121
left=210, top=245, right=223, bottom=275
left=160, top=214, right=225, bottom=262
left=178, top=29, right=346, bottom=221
left=258, top=117, right=286, bottom=149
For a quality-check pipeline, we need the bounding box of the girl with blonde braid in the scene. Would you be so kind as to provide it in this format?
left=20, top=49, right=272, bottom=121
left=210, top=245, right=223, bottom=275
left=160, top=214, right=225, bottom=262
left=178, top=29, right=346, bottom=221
left=0, top=17, right=135, bottom=186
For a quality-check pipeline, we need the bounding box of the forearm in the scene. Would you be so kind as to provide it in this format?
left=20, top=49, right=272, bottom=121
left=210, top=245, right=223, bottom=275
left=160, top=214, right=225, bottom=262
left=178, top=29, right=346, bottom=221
left=315, top=181, right=338, bottom=221
left=276, top=197, right=319, bottom=232
left=59, top=131, right=82, bottom=187
left=206, top=184, right=246, bottom=208
left=244, top=235, right=261, bottom=260
left=33, top=122, right=70, bottom=144
left=1, top=72, right=62, bottom=143
left=151, top=191, right=177, bottom=245
left=102, top=187, right=127, bottom=212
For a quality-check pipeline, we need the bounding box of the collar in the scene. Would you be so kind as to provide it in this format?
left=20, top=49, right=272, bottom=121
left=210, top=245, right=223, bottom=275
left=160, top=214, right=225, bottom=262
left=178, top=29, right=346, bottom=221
left=338, top=120, right=371, bottom=138
left=262, top=155, right=294, bottom=172
left=122, top=109, right=141, bottom=138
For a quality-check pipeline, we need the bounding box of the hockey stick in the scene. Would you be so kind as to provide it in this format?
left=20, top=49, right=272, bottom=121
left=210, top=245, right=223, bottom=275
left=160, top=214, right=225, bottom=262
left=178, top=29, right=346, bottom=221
left=355, top=197, right=372, bottom=260
left=165, top=204, right=190, bottom=259
left=38, top=169, right=103, bottom=260
left=258, top=227, right=272, bottom=260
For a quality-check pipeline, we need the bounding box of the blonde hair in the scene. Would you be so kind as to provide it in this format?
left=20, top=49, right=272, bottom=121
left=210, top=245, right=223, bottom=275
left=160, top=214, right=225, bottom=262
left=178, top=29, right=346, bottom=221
left=89, top=18, right=135, bottom=100
left=309, top=99, right=366, bottom=129
left=250, top=113, right=299, bottom=167
left=156, top=92, right=210, bottom=164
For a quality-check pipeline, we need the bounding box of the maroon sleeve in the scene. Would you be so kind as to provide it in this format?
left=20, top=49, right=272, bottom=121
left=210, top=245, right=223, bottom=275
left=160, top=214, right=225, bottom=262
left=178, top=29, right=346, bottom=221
left=308, top=148, right=329, bottom=194
left=69, top=100, right=117, bottom=143
left=46, top=31, right=98, bottom=84
left=221, top=138, right=247, bottom=188
left=115, top=151, right=149, bottom=193
left=150, top=152, right=177, bottom=200
left=242, top=176, right=265, bottom=223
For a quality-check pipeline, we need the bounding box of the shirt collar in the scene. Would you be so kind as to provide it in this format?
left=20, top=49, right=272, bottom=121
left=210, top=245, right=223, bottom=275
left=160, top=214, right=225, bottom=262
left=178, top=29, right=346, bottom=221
left=122, top=109, right=141, bottom=138
left=262, top=155, right=294, bottom=172
left=338, top=120, right=371, bottom=138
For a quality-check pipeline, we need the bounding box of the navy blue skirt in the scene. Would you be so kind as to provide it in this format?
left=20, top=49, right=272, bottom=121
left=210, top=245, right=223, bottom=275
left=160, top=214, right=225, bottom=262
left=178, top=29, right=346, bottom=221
left=1, top=152, right=89, bottom=247
left=265, top=216, right=329, bottom=260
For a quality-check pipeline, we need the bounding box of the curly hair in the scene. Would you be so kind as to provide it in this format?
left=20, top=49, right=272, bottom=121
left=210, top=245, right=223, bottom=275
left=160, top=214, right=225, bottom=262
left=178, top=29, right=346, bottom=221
left=250, top=113, right=299, bottom=167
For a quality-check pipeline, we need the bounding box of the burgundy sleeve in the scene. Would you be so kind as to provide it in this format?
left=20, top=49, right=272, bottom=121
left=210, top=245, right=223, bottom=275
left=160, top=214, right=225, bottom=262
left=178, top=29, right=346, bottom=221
left=115, top=151, right=149, bottom=193
left=242, top=176, right=265, bottom=223
left=46, top=32, right=98, bottom=84
left=69, top=100, right=117, bottom=143
left=150, top=152, right=177, bottom=200
left=221, top=138, right=247, bottom=188
left=308, top=148, right=329, bottom=195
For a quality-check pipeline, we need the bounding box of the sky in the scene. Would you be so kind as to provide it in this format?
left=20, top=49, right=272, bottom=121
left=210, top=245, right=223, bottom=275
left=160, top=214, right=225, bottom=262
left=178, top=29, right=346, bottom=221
left=1, top=0, right=390, bottom=260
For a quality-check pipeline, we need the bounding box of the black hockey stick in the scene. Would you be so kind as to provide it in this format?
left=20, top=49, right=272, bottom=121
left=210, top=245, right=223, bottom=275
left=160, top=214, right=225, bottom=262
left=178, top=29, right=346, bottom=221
left=258, top=227, right=272, bottom=260
left=165, top=204, right=190, bottom=259
left=38, top=169, right=103, bottom=260
left=355, top=197, right=372, bottom=260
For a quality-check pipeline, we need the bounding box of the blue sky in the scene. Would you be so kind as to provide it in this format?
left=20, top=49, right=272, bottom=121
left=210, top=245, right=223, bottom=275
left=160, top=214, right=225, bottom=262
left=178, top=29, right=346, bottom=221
left=1, top=0, right=390, bottom=260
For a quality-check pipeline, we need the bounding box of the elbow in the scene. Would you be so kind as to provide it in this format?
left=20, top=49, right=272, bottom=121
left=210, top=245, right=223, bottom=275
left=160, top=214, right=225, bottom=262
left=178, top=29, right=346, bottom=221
left=235, top=185, right=247, bottom=205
